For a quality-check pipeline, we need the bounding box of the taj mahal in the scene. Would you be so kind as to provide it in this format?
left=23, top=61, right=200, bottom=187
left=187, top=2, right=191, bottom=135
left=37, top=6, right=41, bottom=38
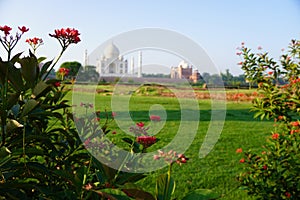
left=96, top=42, right=142, bottom=77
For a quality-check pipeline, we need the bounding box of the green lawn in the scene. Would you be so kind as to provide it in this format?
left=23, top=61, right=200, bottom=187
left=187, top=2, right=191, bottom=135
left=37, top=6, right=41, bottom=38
left=67, top=87, right=273, bottom=199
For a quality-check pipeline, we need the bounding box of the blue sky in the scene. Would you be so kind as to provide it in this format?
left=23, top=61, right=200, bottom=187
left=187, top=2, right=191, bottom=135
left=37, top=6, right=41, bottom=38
left=0, top=0, right=299, bottom=75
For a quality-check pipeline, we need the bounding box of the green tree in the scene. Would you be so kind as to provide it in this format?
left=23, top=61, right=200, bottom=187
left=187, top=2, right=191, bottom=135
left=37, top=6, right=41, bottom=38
left=57, top=61, right=82, bottom=79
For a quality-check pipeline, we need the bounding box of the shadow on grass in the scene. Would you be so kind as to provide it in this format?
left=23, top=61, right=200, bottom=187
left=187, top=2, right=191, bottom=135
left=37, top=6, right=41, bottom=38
left=99, top=109, right=264, bottom=122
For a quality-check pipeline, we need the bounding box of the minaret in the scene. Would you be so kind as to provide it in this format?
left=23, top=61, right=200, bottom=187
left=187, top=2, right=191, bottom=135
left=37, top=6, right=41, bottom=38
left=138, top=51, right=142, bottom=78
left=130, top=56, right=134, bottom=74
left=84, top=49, right=88, bottom=66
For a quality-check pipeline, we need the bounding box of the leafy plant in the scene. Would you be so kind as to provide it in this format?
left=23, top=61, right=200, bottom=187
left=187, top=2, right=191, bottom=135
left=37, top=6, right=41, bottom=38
left=237, top=39, right=300, bottom=199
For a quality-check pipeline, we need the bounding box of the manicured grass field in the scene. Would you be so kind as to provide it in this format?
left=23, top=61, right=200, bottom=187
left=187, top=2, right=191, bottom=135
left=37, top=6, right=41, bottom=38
left=68, top=86, right=273, bottom=199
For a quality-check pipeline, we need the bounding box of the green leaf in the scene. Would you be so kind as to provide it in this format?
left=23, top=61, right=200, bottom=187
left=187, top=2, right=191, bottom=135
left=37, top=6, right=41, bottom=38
left=155, top=173, right=175, bottom=200
left=7, top=63, right=25, bottom=92
left=40, top=60, right=53, bottom=78
left=93, top=188, right=131, bottom=200
left=19, top=52, right=39, bottom=88
left=21, top=99, right=38, bottom=117
left=32, top=81, right=50, bottom=98
left=121, top=183, right=155, bottom=200
left=37, top=56, right=47, bottom=63
left=182, top=189, right=219, bottom=200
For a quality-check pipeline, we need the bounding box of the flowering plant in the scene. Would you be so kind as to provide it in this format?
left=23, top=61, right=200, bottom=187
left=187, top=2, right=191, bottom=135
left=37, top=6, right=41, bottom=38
left=0, top=25, right=90, bottom=199
left=236, top=39, right=300, bottom=199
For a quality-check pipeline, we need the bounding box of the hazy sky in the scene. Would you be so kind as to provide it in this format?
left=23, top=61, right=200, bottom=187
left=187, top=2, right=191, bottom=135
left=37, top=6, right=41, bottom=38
left=0, top=0, right=299, bottom=75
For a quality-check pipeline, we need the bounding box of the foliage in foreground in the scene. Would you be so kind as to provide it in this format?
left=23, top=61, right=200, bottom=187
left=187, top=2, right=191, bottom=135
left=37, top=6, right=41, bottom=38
left=237, top=39, right=300, bottom=199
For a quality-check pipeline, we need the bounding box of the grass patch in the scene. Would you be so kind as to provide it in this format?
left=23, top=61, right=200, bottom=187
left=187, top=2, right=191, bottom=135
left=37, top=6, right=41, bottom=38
left=67, top=86, right=273, bottom=199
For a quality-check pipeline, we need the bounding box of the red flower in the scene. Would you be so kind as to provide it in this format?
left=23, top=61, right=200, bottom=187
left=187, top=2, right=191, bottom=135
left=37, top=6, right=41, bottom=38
left=236, top=52, right=242, bottom=56
left=177, top=153, right=188, bottom=164
left=18, top=26, right=29, bottom=33
left=267, top=71, right=273, bottom=75
left=136, top=122, right=145, bottom=128
left=49, top=27, right=81, bottom=45
left=290, top=121, right=300, bottom=127
left=59, top=67, right=70, bottom=76
left=262, top=165, right=267, bottom=170
left=26, top=37, right=43, bottom=45
left=136, top=136, right=156, bottom=148
left=0, top=25, right=12, bottom=35
left=285, top=192, right=291, bottom=198
left=271, top=133, right=279, bottom=140
left=112, top=130, right=117, bottom=135
left=237, top=61, right=243, bottom=65
left=53, top=81, right=61, bottom=87
left=257, top=46, right=262, bottom=50
left=236, top=148, right=243, bottom=153
left=239, top=158, right=245, bottom=163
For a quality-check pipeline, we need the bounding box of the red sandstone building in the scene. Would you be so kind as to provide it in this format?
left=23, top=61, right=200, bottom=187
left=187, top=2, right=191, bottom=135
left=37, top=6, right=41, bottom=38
left=170, top=60, right=200, bottom=83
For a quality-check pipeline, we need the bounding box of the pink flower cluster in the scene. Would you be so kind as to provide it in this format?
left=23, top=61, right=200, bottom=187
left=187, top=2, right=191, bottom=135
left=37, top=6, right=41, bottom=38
left=154, top=150, right=188, bottom=165
left=149, top=115, right=161, bottom=122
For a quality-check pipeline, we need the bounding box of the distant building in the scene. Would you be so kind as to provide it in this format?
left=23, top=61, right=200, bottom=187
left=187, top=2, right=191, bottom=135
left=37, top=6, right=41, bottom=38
left=96, top=42, right=142, bottom=77
left=170, top=60, right=200, bottom=83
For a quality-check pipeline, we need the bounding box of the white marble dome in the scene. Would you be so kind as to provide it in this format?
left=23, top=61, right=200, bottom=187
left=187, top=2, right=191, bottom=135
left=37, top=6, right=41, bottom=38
left=104, top=42, right=120, bottom=59
left=179, top=60, right=189, bottom=68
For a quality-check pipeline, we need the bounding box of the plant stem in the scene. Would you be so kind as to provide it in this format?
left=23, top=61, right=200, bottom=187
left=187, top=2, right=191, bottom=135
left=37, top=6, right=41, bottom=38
left=81, top=155, right=93, bottom=199
left=43, top=48, right=66, bottom=81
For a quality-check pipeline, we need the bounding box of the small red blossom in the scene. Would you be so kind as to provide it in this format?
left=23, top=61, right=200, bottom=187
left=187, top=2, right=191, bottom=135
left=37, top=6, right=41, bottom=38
left=59, top=67, right=70, bottom=76
left=257, top=46, right=262, bottom=50
left=111, top=112, right=116, bottom=117
left=153, top=155, right=160, bottom=160
left=236, top=52, right=242, bottom=56
left=236, top=148, right=243, bottom=153
left=0, top=25, right=12, bottom=35
left=112, top=130, right=117, bottom=135
left=84, top=183, right=93, bottom=190
left=239, top=158, right=245, bottom=163
left=290, top=129, right=299, bottom=135
left=262, top=165, right=268, bottom=170
left=53, top=82, right=61, bottom=87
left=18, top=26, right=29, bottom=33
left=267, top=71, right=273, bottom=75
left=241, top=42, right=245, bottom=46
left=278, top=116, right=284, bottom=120
left=136, top=136, right=156, bottom=148
left=271, top=133, right=279, bottom=140
left=237, top=61, right=243, bottom=65
left=285, top=192, right=291, bottom=198
left=136, top=122, right=145, bottom=128
left=26, top=37, right=43, bottom=45
left=290, top=121, right=300, bottom=127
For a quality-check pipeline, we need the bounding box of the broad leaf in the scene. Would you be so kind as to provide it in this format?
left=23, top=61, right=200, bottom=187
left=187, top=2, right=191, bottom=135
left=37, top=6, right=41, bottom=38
left=21, top=99, right=38, bottom=117
left=19, top=52, right=38, bottom=88
left=155, top=173, right=175, bottom=200
left=32, top=81, right=50, bottom=98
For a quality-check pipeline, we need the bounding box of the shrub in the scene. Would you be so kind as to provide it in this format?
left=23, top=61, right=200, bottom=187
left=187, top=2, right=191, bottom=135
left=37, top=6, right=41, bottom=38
left=236, top=39, right=300, bottom=199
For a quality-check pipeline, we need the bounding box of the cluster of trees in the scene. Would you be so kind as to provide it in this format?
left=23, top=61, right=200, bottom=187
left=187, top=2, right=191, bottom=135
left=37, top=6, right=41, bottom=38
left=56, top=62, right=270, bottom=87
left=56, top=61, right=99, bottom=82
left=199, top=69, right=248, bottom=87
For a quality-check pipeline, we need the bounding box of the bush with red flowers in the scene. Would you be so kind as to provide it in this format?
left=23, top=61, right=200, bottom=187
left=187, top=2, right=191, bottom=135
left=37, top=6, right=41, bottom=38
left=237, top=39, right=300, bottom=199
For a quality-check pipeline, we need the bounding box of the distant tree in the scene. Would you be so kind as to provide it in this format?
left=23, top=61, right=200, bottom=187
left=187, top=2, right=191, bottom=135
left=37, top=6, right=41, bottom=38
left=76, top=65, right=99, bottom=82
left=57, top=61, right=82, bottom=79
